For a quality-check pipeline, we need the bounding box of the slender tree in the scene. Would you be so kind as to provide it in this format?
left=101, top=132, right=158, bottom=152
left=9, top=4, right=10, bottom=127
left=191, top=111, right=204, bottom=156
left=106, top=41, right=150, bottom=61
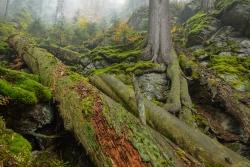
left=4, top=0, right=10, bottom=19
left=55, top=0, right=64, bottom=22
left=201, top=0, right=215, bottom=13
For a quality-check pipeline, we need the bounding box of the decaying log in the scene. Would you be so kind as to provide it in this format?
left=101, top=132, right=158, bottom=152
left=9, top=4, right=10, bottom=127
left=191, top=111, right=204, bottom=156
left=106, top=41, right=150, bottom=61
left=39, top=44, right=250, bottom=166
left=9, top=34, right=200, bottom=167
left=178, top=49, right=250, bottom=144
left=90, top=74, right=250, bottom=167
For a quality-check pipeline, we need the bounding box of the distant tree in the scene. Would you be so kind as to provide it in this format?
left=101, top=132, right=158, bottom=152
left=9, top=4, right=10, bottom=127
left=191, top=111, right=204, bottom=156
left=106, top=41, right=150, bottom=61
left=4, top=0, right=10, bottom=19
left=201, top=0, right=215, bottom=13
left=55, top=0, right=64, bottom=22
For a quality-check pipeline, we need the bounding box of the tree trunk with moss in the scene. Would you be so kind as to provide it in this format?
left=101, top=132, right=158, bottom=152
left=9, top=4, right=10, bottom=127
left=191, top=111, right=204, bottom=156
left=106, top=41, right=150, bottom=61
left=8, top=34, right=205, bottom=167
left=143, top=0, right=196, bottom=126
left=38, top=44, right=250, bottom=166
left=89, top=74, right=250, bottom=167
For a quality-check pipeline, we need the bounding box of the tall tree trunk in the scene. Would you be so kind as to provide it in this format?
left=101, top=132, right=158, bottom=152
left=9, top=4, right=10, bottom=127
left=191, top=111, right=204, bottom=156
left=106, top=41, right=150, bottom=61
left=143, top=0, right=196, bottom=126
left=146, top=0, right=171, bottom=63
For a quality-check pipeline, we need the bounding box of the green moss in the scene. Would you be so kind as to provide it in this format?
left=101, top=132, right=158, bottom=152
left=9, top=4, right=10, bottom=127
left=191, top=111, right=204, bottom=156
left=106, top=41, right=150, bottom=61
left=208, top=55, right=250, bottom=91
left=89, top=45, right=142, bottom=62
left=102, top=99, right=174, bottom=167
left=215, top=0, right=250, bottom=12
left=192, top=48, right=206, bottom=58
left=185, top=12, right=210, bottom=36
left=0, top=117, right=32, bottom=166
left=0, top=67, right=52, bottom=104
left=0, top=22, right=16, bottom=39
left=93, top=61, right=158, bottom=75
left=31, top=151, right=69, bottom=167
left=0, top=79, right=38, bottom=104
left=205, top=39, right=240, bottom=55
left=179, top=54, right=199, bottom=79
left=0, top=41, right=10, bottom=54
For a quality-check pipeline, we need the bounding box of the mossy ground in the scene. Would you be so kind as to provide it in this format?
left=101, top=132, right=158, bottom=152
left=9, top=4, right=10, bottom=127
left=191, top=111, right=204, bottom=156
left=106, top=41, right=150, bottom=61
left=0, top=117, right=68, bottom=167
left=208, top=55, right=250, bottom=91
left=93, top=61, right=158, bottom=75
left=0, top=117, right=32, bottom=166
left=89, top=45, right=142, bottom=63
left=0, top=66, right=52, bottom=105
left=184, top=12, right=210, bottom=38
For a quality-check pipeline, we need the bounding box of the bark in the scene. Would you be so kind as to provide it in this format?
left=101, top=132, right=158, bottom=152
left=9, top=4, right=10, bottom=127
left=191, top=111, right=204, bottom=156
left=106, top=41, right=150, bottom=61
left=89, top=74, right=250, bottom=167
left=9, top=34, right=197, bottom=167
left=144, top=0, right=196, bottom=126
left=132, top=74, right=146, bottom=125
left=146, top=0, right=171, bottom=63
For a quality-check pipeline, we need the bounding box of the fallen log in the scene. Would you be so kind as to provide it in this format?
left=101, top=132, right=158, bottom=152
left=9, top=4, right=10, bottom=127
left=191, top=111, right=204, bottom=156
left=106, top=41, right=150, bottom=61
left=90, top=74, right=250, bottom=167
left=9, top=35, right=199, bottom=167
left=41, top=44, right=250, bottom=166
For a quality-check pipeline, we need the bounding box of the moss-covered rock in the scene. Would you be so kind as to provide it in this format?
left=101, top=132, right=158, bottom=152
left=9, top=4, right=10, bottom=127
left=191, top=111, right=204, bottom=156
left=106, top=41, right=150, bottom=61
left=0, top=117, right=32, bottom=166
left=218, top=0, right=250, bottom=37
left=30, top=151, right=69, bottom=167
left=0, top=67, right=52, bottom=105
left=184, top=12, right=221, bottom=47
left=208, top=55, right=250, bottom=91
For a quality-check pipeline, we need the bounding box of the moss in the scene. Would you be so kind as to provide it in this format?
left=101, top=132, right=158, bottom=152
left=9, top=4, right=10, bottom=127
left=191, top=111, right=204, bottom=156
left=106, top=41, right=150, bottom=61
left=0, top=79, right=38, bottom=104
left=93, top=61, right=158, bottom=75
left=102, top=99, right=174, bottom=167
left=89, top=45, right=142, bottom=63
left=179, top=54, right=199, bottom=79
left=0, top=41, right=10, bottom=54
left=30, top=151, right=69, bottom=167
left=0, top=22, right=16, bottom=39
left=0, top=67, right=52, bottom=104
left=205, top=39, right=240, bottom=55
left=185, top=12, right=210, bottom=37
left=215, top=0, right=250, bottom=12
left=208, top=55, right=250, bottom=91
left=0, top=117, right=32, bottom=166
left=192, top=48, right=206, bottom=58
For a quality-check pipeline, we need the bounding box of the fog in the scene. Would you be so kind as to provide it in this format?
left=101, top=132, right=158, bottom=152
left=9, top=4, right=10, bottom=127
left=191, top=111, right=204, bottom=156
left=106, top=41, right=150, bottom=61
left=1, top=0, right=190, bottom=24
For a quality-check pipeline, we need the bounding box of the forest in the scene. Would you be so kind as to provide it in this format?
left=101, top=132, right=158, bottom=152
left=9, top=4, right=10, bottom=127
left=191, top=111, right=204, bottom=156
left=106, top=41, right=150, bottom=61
left=0, top=0, right=250, bottom=166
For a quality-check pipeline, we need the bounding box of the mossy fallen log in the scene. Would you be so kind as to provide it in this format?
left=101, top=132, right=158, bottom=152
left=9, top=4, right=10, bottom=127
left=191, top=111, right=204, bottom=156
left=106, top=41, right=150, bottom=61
left=0, top=66, right=52, bottom=105
left=38, top=43, right=250, bottom=166
left=8, top=35, right=199, bottom=167
left=90, top=74, right=250, bottom=167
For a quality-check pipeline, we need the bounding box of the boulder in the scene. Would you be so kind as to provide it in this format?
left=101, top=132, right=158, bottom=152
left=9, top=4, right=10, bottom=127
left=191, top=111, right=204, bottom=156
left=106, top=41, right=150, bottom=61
left=137, top=73, right=169, bottom=102
left=178, top=0, right=201, bottom=23
left=219, top=1, right=250, bottom=37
